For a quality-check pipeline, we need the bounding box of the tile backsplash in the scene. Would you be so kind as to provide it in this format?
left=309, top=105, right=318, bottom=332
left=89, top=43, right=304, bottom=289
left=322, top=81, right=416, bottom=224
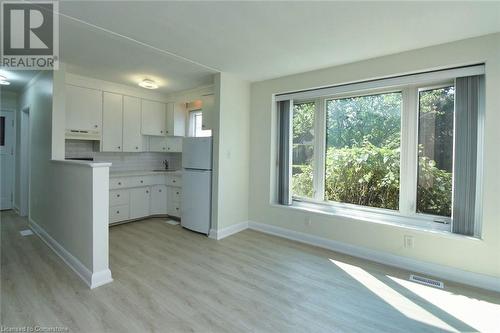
left=65, top=139, right=181, bottom=171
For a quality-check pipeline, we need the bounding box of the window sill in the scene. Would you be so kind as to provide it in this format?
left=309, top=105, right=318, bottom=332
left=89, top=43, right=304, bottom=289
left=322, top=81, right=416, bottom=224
left=270, top=201, right=479, bottom=240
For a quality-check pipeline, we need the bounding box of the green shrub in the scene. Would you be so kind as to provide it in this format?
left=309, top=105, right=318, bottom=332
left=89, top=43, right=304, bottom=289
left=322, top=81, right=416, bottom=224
left=292, top=142, right=452, bottom=216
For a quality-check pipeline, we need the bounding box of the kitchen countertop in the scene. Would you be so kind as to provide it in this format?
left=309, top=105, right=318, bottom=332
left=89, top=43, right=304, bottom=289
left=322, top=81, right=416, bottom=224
left=110, top=170, right=182, bottom=178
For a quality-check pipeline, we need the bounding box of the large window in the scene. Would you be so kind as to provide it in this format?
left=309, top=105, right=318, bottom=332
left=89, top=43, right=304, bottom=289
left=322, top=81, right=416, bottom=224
left=417, top=86, right=455, bottom=217
left=277, top=66, right=484, bottom=234
left=325, top=92, right=401, bottom=210
left=292, top=101, right=315, bottom=199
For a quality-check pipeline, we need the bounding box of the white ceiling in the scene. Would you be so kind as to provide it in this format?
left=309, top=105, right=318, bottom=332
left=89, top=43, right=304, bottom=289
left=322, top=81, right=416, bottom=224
left=0, top=69, right=38, bottom=92
left=57, top=1, right=500, bottom=90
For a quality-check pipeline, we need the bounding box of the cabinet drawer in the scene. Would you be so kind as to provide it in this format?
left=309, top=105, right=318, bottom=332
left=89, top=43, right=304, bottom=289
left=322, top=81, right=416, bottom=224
left=168, top=187, right=181, bottom=204
left=167, top=203, right=181, bottom=217
left=166, top=176, right=181, bottom=187
left=109, top=204, right=129, bottom=224
left=110, top=177, right=128, bottom=189
left=109, top=189, right=129, bottom=206
left=129, top=176, right=150, bottom=187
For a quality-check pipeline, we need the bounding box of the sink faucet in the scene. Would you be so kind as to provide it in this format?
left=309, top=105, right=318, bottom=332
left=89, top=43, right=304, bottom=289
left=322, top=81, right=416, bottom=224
left=163, top=160, right=169, bottom=170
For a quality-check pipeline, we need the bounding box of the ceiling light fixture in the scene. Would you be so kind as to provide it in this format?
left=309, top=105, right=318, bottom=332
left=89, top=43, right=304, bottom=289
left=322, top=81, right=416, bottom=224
left=0, top=75, right=9, bottom=85
left=138, top=79, right=158, bottom=89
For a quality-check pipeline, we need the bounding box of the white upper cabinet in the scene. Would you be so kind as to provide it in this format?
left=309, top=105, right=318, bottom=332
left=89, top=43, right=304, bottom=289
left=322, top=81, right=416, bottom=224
left=167, top=137, right=182, bottom=153
left=141, top=99, right=166, bottom=136
left=166, top=103, right=186, bottom=137
left=102, top=92, right=123, bottom=152
left=149, top=137, right=182, bottom=153
left=123, top=96, right=147, bottom=152
left=200, top=93, right=215, bottom=130
left=65, top=84, right=103, bottom=135
left=149, top=137, right=168, bottom=153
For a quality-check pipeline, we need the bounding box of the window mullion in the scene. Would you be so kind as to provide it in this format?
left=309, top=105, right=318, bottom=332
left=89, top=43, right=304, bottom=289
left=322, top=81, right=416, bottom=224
left=399, top=86, right=418, bottom=216
left=314, top=98, right=326, bottom=201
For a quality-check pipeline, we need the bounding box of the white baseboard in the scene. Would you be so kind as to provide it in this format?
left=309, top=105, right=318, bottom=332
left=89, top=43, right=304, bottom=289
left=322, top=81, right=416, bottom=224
left=248, top=221, right=500, bottom=293
left=209, top=221, right=249, bottom=240
left=29, top=218, right=113, bottom=289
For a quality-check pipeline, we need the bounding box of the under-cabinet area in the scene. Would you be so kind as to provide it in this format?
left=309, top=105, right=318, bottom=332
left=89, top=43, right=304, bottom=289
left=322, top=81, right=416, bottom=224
left=109, top=171, right=182, bottom=224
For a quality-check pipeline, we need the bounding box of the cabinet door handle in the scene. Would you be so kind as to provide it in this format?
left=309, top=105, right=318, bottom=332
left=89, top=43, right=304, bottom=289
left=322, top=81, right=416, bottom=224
left=159, top=189, right=162, bottom=192
left=172, top=180, right=176, bottom=183
left=160, top=130, right=163, bottom=134
left=94, top=125, right=99, bottom=128
left=135, top=146, right=139, bottom=150
left=162, top=147, right=166, bottom=150
left=118, top=146, right=121, bottom=149
left=117, top=194, right=120, bottom=197
left=176, top=208, right=179, bottom=211
left=140, top=180, right=144, bottom=183
left=116, top=210, right=120, bottom=214
left=176, top=192, right=179, bottom=195
left=118, top=182, right=122, bottom=185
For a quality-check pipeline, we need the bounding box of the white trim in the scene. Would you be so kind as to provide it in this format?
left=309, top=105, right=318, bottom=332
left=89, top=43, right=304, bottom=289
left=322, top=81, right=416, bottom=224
left=275, top=64, right=484, bottom=101
left=247, top=221, right=499, bottom=293
left=209, top=221, right=249, bottom=240
left=29, top=218, right=113, bottom=289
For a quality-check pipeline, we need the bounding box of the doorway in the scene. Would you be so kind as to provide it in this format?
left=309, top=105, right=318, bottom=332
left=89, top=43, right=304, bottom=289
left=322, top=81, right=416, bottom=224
left=0, top=110, right=15, bottom=210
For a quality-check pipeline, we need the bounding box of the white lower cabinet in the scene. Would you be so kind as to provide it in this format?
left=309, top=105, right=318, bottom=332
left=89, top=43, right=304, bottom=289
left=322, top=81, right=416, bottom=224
left=109, top=204, right=129, bottom=224
left=150, top=185, right=167, bottom=215
left=167, top=186, right=181, bottom=217
left=109, top=174, right=181, bottom=224
left=129, top=187, right=151, bottom=220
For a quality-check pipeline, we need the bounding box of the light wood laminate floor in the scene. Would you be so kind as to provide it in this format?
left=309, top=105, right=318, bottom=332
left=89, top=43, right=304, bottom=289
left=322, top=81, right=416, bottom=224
left=1, top=211, right=499, bottom=332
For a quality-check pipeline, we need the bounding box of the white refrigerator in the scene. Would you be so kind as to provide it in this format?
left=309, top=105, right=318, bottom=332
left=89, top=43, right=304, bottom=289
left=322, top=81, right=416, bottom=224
left=181, top=137, right=212, bottom=235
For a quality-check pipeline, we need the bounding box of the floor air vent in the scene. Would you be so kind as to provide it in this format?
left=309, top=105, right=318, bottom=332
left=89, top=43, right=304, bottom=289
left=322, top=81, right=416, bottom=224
left=20, top=229, right=34, bottom=236
left=409, top=274, right=444, bottom=289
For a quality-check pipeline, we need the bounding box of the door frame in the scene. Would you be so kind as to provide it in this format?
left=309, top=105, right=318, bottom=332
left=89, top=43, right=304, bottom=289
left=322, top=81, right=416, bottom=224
left=0, top=109, right=16, bottom=211
left=20, top=107, right=30, bottom=217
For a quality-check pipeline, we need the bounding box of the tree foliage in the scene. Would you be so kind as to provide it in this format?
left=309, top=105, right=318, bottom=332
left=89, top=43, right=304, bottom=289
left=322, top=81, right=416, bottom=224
left=291, top=88, right=453, bottom=217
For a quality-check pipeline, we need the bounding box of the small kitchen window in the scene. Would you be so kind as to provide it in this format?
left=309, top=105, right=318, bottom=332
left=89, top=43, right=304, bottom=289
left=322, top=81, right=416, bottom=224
left=189, top=110, right=211, bottom=137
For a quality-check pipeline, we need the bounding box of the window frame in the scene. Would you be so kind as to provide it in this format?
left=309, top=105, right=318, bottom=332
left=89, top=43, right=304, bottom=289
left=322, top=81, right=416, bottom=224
left=189, top=109, right=211, bottom=137
left=290, top=81, right=455, bottom=229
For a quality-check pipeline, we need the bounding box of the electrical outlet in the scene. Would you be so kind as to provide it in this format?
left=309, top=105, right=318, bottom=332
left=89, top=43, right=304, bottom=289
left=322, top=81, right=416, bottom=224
left=404, top=235, right=414, bottom=249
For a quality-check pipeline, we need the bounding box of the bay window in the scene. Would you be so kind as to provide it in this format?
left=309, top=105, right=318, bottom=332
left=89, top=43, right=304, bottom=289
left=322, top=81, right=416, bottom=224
left=277, top=65, right=484, bottom=236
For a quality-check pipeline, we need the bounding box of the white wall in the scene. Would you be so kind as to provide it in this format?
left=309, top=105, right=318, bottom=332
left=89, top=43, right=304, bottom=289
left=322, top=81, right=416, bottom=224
left=19, top=70, right=112, bottom=288
left=249, top=34, right=500, bottom=282
left=211, top=73, right=251, bottom=235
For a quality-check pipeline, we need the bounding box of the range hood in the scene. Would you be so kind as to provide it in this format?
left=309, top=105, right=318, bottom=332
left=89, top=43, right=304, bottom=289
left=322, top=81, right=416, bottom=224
left=65, top=129, right=101, bottom=141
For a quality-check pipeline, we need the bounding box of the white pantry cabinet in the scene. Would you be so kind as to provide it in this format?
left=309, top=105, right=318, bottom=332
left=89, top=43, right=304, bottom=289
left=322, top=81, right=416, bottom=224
left=65, top=84, right=102, bottom=135
left=166, top=103, right=186, bottom=137
left=102, top=92, right=123, bottom=152
left=141, top=99, right=166, bottom=136
left=123, top=96, right=147, bottom=152
left=200, top=93, right=215, bottom=130
left=129, top=187, right=151, bottom=220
